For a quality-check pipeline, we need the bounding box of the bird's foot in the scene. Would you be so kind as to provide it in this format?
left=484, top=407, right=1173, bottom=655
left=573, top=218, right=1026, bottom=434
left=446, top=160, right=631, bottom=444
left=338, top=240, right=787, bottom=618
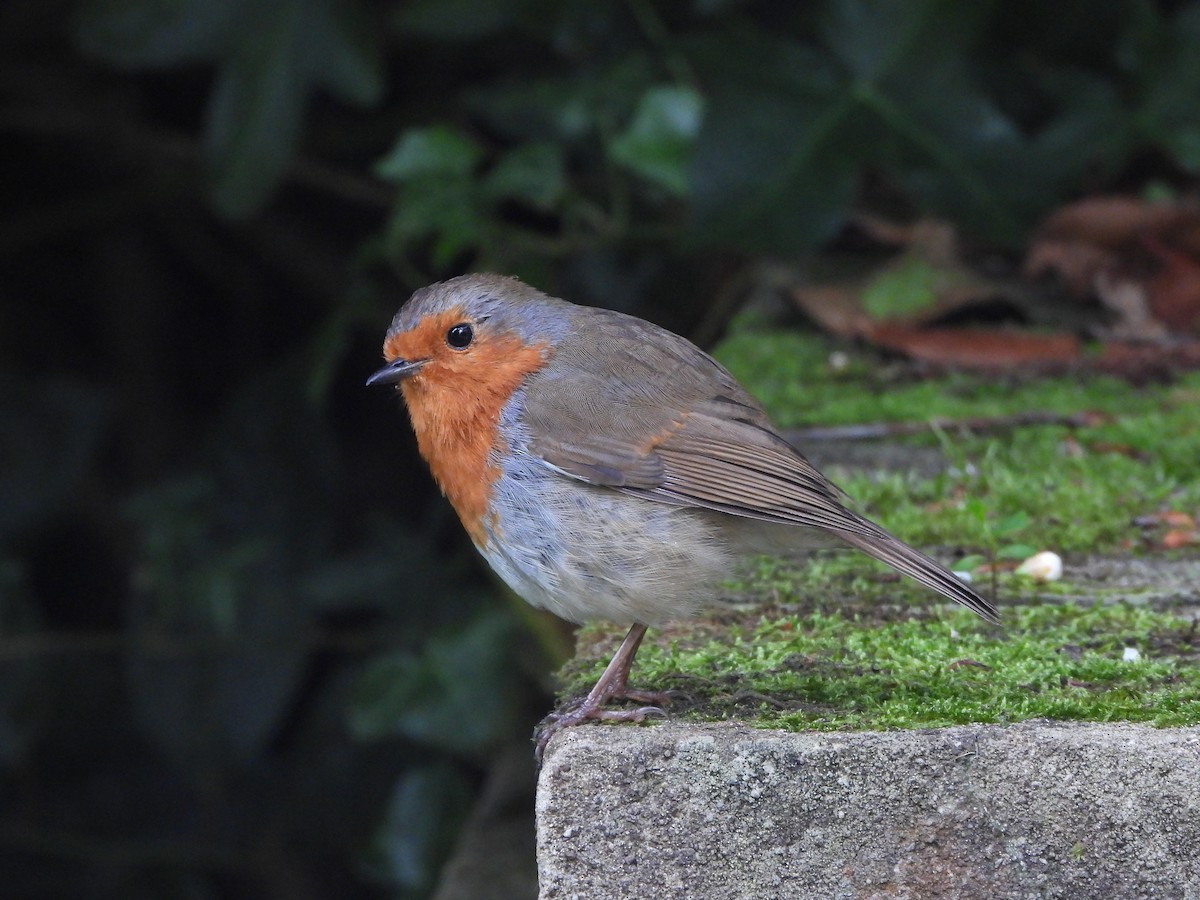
left=533, top=693, right=670, bottom=768
left=533, top=623, right=680, bottom=768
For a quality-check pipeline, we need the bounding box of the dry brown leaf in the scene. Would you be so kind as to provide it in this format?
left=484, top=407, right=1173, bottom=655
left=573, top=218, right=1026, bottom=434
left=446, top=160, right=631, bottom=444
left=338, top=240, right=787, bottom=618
left=1144, top=237, right=1200, bottom=333
left=787, top=283, right=871, bottom=338
left=864, top=325, right=1080, bottom=370
left=1096, top=339, right=1200, bottom=377
left=1160, top=529, right=1197, bottom=550
left=1027, top=195, right=1200, bottom=336
left=1137, top=510, right=1197, bottom=529
left=851, top=213, right=961, bottom=265
left=1029, top=196, right=1200, bottom=257
left=1026, top=196, right=1200, bottom=337
left=1025, top=238, right=1117, bottom=297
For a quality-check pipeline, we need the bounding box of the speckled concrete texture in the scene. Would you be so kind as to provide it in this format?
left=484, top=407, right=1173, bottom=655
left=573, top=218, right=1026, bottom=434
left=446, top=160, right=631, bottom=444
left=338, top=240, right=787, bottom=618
left=536, top=721, right=1200, bottom=900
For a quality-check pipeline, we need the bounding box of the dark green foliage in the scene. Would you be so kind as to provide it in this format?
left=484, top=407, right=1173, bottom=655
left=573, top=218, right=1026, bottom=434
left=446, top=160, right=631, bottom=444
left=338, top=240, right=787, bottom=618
left=378, top=0, right=1199, bottom=264
left=6, top=0, right=1200, bottom=897
left=62, top=0, right=1200, bottom=257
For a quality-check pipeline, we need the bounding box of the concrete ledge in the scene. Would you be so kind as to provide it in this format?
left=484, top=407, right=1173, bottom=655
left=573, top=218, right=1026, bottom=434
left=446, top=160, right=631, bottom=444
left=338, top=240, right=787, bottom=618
left=536, top=721, right=1200, bottom=899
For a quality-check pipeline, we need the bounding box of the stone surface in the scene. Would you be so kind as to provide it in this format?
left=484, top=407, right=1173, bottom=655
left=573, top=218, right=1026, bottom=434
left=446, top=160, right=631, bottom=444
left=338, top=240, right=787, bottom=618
left=536, top=721, right=1200, bottom=900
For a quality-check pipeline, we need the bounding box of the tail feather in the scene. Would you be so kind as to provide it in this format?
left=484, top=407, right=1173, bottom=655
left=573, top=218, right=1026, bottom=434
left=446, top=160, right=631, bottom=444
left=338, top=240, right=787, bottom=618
left=836, top=526, right=1000, bottom=625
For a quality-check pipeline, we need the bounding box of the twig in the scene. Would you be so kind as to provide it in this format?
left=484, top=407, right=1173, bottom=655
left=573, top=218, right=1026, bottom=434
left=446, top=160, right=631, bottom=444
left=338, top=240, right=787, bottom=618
left=785, top=411, right=1099, bottom=444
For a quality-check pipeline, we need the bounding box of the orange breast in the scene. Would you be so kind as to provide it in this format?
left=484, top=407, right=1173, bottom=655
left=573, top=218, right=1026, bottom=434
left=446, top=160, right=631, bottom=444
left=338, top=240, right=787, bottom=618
left=387, top=324, right=550, bottom=546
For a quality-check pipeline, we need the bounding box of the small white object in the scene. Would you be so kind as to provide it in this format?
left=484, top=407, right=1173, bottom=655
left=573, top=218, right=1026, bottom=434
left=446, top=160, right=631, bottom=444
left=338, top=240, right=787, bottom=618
left=1015, top=550, right=1063, bottom=582
left=953, top=570, right=973, bottom=583
left=1123, top=647, right=1141, bottom=662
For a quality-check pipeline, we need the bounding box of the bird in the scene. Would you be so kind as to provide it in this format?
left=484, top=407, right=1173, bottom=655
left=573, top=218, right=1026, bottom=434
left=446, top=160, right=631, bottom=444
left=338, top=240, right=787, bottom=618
left=367, top=274, right=1000, bottom=762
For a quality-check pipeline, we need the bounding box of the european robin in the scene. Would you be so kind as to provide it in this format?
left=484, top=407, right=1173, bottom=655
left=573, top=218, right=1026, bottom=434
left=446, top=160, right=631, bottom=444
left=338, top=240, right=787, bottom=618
left=368, top=274, right=1000, bottom=761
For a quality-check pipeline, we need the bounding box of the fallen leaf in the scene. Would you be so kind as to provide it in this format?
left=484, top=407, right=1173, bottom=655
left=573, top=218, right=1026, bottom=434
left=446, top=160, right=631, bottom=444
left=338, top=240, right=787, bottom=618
left=851, top=213, right=961, bottom=264
left=1096, top=339, right=1200, bottom=378
left=863, top=325, right=1080, bottom=370
left=1160, top=529, right=1196, bottom=549
left=1144, top=236, right=1200, bottom=333
left=1026, top=197, right=1200, bottom=295
left=787, top=283, right=870, bottom=338
left=1025, top=236, right=1117, bottom=297
left=1026, top=196, right=1200, bottom=338
left=1162, top=511, right=1197, bottom=528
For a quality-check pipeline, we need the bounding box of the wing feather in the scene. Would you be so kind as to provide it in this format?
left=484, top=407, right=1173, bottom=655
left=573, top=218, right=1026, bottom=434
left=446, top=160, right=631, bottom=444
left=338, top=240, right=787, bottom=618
left=521, top=306, right=999, bottom=623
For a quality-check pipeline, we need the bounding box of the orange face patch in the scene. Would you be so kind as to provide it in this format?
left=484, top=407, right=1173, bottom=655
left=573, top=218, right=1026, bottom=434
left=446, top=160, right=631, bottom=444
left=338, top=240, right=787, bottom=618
left=383, top=309, right=549, bottom=546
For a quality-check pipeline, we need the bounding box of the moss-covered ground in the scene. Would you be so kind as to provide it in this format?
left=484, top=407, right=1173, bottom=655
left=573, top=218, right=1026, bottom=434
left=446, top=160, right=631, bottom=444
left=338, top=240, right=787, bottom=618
left=717, top=327, right=1200, bottom=556
left=556, top=324, right=1200, bottom=730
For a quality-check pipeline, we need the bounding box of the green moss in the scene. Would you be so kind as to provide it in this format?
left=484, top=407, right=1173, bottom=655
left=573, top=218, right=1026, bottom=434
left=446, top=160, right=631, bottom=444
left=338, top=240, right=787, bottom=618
left=712, top=328, right=1200, bottom=556
left=554, top=327, right=1200, bottom=731
left=564, top=602, right=1200, bottom=730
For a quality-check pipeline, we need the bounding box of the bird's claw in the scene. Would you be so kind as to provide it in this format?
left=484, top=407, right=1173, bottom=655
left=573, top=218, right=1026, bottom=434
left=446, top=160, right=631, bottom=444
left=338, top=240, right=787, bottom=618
left=611, top=687, right=683, bottom=706
left=533, top=695, right=673, bottom=769
left=593, top=704, right=665, bottom=721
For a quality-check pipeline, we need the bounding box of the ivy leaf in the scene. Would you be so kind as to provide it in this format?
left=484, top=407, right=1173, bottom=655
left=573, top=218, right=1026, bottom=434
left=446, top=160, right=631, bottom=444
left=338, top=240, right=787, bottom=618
left=382, top=177, right=484, bottom=268
left=820, top=0, right=1031, bottom=241
left=376, top=126, right=488, bottom=265
left=376, top=126, right=483, bottom=181
left=348, top=612, right=518, bottom=757
left=483, top=142, right=566, bottom=209
left=609, top=85, right=704, bottom=197
left=689, top=30, right=855, bottom=252
left=688, top=3, right=1072, bottom=251
left=1023, top=66, right=1128, bottom=187
left=467, top=55, right=657, bottom=143
left=953, top=554, right=986, bottom=573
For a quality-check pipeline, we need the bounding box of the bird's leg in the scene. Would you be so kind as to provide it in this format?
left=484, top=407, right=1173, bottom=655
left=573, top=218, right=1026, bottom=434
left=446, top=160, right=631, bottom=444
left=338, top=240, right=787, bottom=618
left=604, top=626, right=678, bottom=707
left=534, top=623, right=667, bottom=765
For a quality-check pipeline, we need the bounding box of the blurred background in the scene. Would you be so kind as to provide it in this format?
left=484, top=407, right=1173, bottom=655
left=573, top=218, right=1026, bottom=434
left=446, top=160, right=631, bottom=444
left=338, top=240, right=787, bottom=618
left=3, top=1, right=1200, bottom=897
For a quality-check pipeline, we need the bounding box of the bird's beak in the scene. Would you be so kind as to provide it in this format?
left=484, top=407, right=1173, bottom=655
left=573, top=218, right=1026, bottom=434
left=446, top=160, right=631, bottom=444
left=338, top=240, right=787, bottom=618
left=365, top=357, right=427, bottom=386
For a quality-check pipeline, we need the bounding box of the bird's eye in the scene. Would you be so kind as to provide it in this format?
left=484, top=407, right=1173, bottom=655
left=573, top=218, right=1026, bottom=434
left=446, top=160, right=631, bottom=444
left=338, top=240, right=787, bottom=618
left=446, top=322, right=474, bottom=349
